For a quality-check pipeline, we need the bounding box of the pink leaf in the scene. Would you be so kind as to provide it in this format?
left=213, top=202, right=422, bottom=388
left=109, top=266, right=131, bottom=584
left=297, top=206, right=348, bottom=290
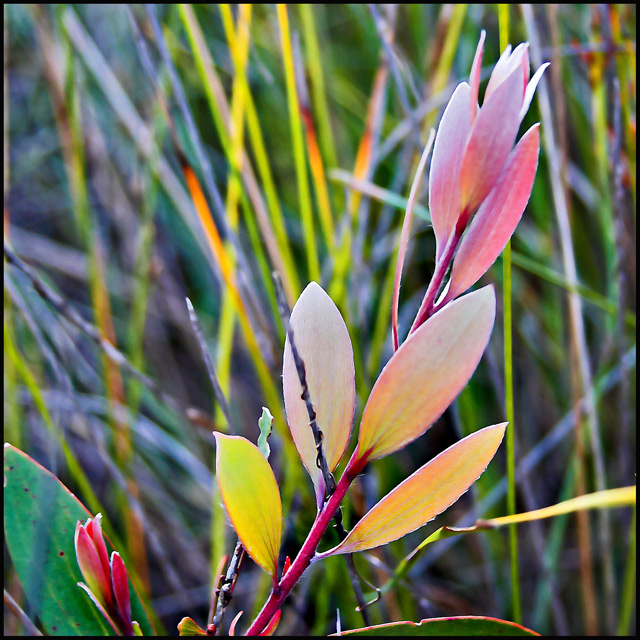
left=445, top=124, right=540, bottom=302
left=428, top=82, right=472, bottom=260
left=468, top=30, right=486, bottom=122
left=322, top=424, right=506, bottom=556
left=259, top=610, right=282, bottom=636
left=459, top=64, right=525, bottom=218
left=229, top=610, right=244, bottom=636
left=283, top=282, right=355, bottom=506
left=519, top=63, right=550, bottom=123
left=111, top=552, right=132, bottom=635
left=355, top=286, right=496, bottom=463
left=85, top=514, right=111, bottom=593
left=484, top=43, right=529, bottom=102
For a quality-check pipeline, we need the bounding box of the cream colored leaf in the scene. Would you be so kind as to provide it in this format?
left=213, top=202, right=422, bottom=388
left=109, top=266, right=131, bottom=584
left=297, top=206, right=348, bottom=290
left=283, top=282, right=355, bottom=504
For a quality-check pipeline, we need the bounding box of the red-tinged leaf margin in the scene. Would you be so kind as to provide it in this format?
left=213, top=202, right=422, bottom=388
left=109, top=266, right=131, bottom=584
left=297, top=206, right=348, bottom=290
left=229, top=610, right=244, bottom=636
left=322, top=424, right=505, bottom=557
left=331, top=615, right=539, bottom=636
left=259, top=609, right=282, bottom=636
left=3, top=443, right=154, bottom=636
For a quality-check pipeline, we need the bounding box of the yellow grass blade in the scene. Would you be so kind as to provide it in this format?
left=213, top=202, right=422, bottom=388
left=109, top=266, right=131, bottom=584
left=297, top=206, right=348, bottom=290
left=277, top=3, right=320, bottom=282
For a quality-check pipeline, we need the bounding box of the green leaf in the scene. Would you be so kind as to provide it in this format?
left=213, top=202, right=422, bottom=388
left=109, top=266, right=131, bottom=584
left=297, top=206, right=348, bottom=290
left=257, top=407, right=274, bottom=459
left=334, top=616, right=539, bottom=636
left=177, top=617, right=208, bottom=636
left=4, top=444, right=154, bottom=636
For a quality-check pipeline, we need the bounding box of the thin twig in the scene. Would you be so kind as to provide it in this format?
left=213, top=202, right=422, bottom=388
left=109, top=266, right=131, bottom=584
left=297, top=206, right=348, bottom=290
left=185, top=298, right=234, bottom=433
left=211, top=541, right=246, bottom=635
left=4, top=590, right=43, bottom=636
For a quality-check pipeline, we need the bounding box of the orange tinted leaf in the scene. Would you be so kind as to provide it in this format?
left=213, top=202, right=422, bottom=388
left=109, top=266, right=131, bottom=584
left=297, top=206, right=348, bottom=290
left=283, top=282, right=355, bottom=504
left=323, top=424, right=506, bottom=556
left=355, top=287, right=496, bottom=463
left=259, top=610, right=282, bottom=636
left=177, top=617, right=208, bottom=636
left=213, top=433, right=282, bottom=577
left=229, top=611, right=244, bottom=636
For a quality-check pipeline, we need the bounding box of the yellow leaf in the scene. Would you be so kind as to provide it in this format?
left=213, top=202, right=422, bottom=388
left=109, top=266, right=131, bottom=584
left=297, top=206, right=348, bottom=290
left=356, top=286, right=496, bottom=463
left=283, top=282, right=355, bottom=504
left=322, top=424, right=506, bottom=556
left=213, top=433, right=282, bottom=578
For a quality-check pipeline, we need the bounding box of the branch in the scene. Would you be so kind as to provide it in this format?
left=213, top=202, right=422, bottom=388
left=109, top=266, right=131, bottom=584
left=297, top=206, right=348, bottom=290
left=211, top=541, right=246, bottom=635
left=185, top=298, right=234, bottom=432
left=272, top=272, right=371, bottom=626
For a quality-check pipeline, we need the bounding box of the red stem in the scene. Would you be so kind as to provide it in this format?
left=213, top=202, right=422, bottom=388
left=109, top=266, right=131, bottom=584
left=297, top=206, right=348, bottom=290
left=247, top=219, right=466, bottom=636
left=408, top=228, right=462, bottom=335
left=245, top=451, right=366, bottom=636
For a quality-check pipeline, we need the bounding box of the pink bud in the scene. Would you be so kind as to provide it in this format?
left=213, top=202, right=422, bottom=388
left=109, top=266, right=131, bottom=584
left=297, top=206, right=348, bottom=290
left=458, top=64, right=524, bottom=218
left=74, top=520, right=114, bottom=611
left=111, top=552, right=133, bottom=636
left=85, top=514, right=111, bottom=590
left=444, top=124, right=541, bottom=302
left=74, top=515, right=136, bottom=636
left=428, top=34, right=547, bottom=254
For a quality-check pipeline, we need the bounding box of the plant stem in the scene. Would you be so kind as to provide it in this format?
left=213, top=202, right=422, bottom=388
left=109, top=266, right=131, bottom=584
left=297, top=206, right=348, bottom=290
left=504, top=237, right=521, bottom=624
left=212, top=541, right=246, bottom=634
left=498, top=3, right=521, bottom=624
left=408, top=228, right=461, bottom=334
left=245, top=452, right=366, bottom=636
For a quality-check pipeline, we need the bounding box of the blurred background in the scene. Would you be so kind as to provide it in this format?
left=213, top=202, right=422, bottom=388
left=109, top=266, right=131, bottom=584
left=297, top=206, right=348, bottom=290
left=4, top=4, right=636, bottom=636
